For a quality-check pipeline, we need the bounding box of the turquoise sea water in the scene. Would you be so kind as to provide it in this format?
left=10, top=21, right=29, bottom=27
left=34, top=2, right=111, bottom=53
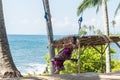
left=8, top=35, right=63, bottom=74
left=7, top=35, right=120, bottom=74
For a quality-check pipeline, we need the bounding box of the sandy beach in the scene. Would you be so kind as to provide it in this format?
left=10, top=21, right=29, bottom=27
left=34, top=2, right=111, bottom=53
left=1, top=71, right=120, bottom=80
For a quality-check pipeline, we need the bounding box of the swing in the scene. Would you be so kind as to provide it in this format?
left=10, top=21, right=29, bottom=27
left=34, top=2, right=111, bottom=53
left=52, top=16, right=83, bottom=63
left=53, top=48, right=78, bottom=62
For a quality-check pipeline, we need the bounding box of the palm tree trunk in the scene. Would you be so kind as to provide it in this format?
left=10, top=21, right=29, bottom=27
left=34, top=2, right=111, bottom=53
left=0, top=0, right=22, bottom=78
left=102, top=0, right=111, bottom=73
left=43, top=0, right=55, bottom=74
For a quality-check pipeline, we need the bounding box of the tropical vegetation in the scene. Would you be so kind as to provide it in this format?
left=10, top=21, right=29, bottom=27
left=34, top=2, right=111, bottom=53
left=45, top=46, right=120, bottom=74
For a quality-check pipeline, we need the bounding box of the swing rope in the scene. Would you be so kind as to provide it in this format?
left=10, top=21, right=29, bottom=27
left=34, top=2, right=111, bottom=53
left=77, top=13, right=83, bottom=73
left=42, top=0, right=48, bottom=21
left=78, top=13, right=83, bottom=34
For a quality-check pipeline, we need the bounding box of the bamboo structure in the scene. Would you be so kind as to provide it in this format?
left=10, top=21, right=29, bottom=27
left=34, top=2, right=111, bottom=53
left=53, top=35, right=120, bottom=47
left=53, top=35, right=120, bottom=73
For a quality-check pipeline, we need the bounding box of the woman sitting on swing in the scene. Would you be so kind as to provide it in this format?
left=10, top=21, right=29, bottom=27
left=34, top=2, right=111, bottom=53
left=51, top=36, right=78, bottom=74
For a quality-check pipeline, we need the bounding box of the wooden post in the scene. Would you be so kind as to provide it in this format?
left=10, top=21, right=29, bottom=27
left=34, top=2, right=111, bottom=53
left=100, top=54, right=103, bottom=73
left=77, top=47, right=86, bottom=73
left=78, top=48, right=81, bottom=73
left=42, top=0, right=55, bottom=74
left=77, top=38, right=81, bottom=73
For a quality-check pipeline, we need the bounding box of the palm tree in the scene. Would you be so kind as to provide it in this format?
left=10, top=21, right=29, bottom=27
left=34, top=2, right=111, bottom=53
left=115, top=3, right=120, bottom=16
left=42, top=0, right=55, bottom=74
left=0, top=0, right=22, bottom=78
left=79, top=24, right=88, bottom=36
left=95, top=29, right=103, bottom=35
left=111, top=20, right=116, bottom=34
left=88, top=25, right=95, bottom=35
left=77, top=0, right=111, bottom=73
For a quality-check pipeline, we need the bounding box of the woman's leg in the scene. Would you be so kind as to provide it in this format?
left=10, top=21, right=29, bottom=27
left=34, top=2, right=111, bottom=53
left=54, top=60, right=65, bottom=74
left=54, top=67, right=60, bottom=74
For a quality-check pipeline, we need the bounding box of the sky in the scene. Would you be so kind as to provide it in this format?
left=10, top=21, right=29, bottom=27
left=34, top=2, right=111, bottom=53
left=2, top=0, right=120, bottom=35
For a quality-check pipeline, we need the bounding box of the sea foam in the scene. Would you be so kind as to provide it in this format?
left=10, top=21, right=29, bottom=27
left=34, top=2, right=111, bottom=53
left=17, top=63, right=47, bottom=75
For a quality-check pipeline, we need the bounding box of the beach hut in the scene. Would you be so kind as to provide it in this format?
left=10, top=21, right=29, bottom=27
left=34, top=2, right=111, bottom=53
left=53, top=35, right=120, bottom=73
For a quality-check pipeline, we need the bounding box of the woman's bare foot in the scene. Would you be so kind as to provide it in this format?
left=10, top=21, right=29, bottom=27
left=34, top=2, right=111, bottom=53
left=51, top=58, right=55, bottom=61
left=54, top=70, right=60, bottom=74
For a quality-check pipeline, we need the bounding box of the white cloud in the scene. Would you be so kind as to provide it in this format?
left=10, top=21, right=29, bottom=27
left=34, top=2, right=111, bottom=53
left=83, top=17, right=103, bottom=30
left=52, top=17, right=70, bottom=27
left=6, top=17, right=47, bottom=35
left=115, top=15, right=120, bottom=26
left=20, top=19, right=30, bottom=24
left=51, top=17, right=78, bottom=35
left=91, top=18, right=102, bottom=27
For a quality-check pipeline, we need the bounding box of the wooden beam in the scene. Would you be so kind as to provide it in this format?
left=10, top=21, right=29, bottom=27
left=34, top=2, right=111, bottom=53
left=91, top=45, right=102, bottom=54
left=115, top=42, right=120, bottom=48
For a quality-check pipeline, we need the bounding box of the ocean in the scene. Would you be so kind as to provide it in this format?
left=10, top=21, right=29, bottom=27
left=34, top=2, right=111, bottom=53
left=7, top=35, right=63, bottom=75
left=7, top=35, right=120, bottom=75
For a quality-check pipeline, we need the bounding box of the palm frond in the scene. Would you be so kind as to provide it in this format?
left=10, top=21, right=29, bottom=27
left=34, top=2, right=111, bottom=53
left=77, top=0, right=92, bottom=16
left=77, top=0, right=102, bottom=16
left=114, top=3, right=120, bottom=17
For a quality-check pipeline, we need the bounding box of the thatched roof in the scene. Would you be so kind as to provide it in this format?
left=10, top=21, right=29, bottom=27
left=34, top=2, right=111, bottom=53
left=53, top=35, right=120, bottom=47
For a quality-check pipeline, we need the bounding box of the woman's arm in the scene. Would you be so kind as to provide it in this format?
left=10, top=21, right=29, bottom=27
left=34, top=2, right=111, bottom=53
left=51, top=43, right=63, bottom=48
left=51, top=43, right=76, bottom=49
left=63, top=43, right=73, bottom=48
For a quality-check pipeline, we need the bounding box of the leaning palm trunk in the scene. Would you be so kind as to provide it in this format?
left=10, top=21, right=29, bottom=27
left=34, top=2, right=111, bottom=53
left=0, top=0, right=22, bottom=78
left=102, top=0, right=111, bottom=73
left=42, top=0, right=55, bottom=74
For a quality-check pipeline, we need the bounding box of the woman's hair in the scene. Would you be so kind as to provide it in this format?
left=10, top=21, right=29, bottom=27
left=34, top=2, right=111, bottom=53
left=72, top=36, right=77, bottom=44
